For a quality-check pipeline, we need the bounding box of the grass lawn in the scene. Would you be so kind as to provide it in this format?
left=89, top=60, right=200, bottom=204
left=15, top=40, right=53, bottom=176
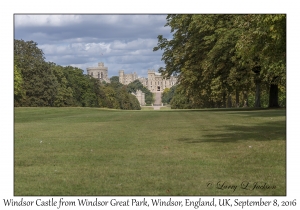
left=159, top=106, right=171, bottom=110
left=141, top=106, right=154, bottom=110
left=14, top=107, right=286, bottom=196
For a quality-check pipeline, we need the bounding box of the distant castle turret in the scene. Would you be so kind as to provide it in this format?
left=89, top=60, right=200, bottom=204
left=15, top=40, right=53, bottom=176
left=87, top=62, right=110, bottom=83
left=119, top=70, right=138, bottom=85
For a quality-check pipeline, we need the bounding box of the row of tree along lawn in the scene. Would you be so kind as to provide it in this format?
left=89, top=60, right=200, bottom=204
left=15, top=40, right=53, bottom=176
left=154, top=14, right=286, bottom=108
left=162, top=85, right=285, bottom=109
left=14, top=39, right=155, bottom=109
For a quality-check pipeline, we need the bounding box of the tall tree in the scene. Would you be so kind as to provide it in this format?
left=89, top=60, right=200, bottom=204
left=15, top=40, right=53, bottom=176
left=14, top=39, right=59, bottom=106
left=49, top=63, right=74, bottom=107
left=235, top=15, right=286, bottom=108
left=154, top=14, right=285, bottom=109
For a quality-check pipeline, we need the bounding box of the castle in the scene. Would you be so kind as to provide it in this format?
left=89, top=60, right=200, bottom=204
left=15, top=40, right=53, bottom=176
left=119, top=70, right=178, bottom=93
left=87, top=62, right=178, bottom=105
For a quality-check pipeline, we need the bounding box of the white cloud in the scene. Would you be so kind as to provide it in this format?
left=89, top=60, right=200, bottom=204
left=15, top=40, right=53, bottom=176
left=40, top=42, right=111, bottom=56
left=15, top=15, right=82, bottom=27
left=15, top=14, right=169, bottom=77
left=110, top=39, right=157, bottom=51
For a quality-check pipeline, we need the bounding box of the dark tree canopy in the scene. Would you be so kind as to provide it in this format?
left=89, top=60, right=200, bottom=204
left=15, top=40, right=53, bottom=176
left=154, top=14, right=286, bottom=108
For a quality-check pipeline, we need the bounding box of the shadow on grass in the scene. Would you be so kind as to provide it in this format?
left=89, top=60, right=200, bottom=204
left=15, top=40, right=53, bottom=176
left=223, top=109, right=286, bottom=118
left=157, top=107, right=286, bottom=113
left=177, top=120, right=286, bottom=143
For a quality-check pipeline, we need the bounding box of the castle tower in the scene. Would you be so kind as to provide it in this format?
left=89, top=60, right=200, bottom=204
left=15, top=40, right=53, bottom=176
left=119, top=70, right=125, bottom=84
left=87, top=62, right=110, bottom=83
left=133, top=72, right=138, bottom=81
left=148, top=70, right=156, bottom=92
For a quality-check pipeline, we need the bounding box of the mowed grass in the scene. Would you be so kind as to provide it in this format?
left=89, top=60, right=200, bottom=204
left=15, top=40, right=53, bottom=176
left=141, top=106, right=154, bottom=110
left=14, top=107, right=286, bottom=196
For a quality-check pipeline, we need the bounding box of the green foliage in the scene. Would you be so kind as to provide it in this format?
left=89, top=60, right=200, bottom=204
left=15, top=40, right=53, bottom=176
left=170, top=93, right=192, bottom=109
left=170, top=86, right=193, bottom=109
left=154, top=15, right=286, bottom=109
left=62, top=66, right=93, bottom=106
left=49, top=63, right=74, bottom=107
left=278, top=85, right=286, bottom=107
left=248, top=90, right=269, bottom=108
left=99, top=83, right=141, bottom=110
left=116, top=86, right=141, bottom=110
left=162, top=86, right=176, bottom=104
left=24, top=62, right=58, bottom=106
left=110, top=76, right=120, bottom=83
left=14, top=39, right=45, bottom=72
left=100, top=85, right=120, bottom=109
left=14, top=39, right=140, bottom=110
left=235, top=15, right=286, bottom=83
left=127, top=80, right=154, bottom=105
left=14, top=65, right=25, bottom=105
left=128, top=94, right=141, bottom=110
left=14, top=39, right=58, bottom=106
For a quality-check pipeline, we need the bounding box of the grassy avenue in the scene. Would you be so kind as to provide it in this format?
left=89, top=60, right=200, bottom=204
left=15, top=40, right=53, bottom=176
left=14, top=107, right=286, bottom=196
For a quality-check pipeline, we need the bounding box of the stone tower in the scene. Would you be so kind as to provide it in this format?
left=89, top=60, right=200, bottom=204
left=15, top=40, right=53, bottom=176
left=119, top=70, right=138, bottom=85
left=87, top=62, right=110, bottom=83
left=119, top=70, right=125, bottom=84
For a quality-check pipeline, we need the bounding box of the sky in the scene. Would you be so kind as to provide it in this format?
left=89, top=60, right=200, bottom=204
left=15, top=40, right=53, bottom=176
left=14, top=14, right=172, bottom=78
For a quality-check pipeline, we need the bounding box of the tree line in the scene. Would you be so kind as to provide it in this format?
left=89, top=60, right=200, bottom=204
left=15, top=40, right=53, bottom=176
left=154, top=14, right=286, bottom=108
left=14, top=39, right=141, bottom=110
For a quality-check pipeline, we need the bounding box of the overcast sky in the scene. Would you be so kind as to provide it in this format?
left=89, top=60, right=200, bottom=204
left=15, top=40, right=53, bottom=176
left=14, top=14, right=172, bottom=78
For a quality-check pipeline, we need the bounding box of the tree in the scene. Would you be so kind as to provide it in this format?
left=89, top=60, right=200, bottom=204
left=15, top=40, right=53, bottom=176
left=110, top=76, right=120, bottom=83
left=14, top=39, right=143, bottom=110
left=14, top=65, right=25, bottom=105
left=14, top=39, right=45, bottom=72
left=49, top=63, right=74, bottom=107
left=154, top=15, right=225, bottom=107
left=235, top=15, right=286, bottom=108
left=154, top=14, right=285, bottom=108
left=127, top=80, right=154, bottom=105
left=24, top=62, right=58, bottom=106
left=14, top=39, right=59, bottom=106
left=162, top=86, right=177, bottom=104
left=116, top=86, right=141, bottom=110
left=170, top=91, right=192, bottom=109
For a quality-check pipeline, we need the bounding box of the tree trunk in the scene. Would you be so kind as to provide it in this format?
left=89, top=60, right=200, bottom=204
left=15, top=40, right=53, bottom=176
left=269, top=83, right=279, bottom=108
left=243, top=91, right=248, bottom=107
left=235, top=88, right=239, bottom=107
left=222, top=91, right=226, bottom=108
left=227, top=93, right=232, bottom=108
left=255, top=77, right=261, bottom=108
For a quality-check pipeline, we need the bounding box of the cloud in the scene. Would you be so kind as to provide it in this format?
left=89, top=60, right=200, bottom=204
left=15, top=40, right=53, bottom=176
left=15, top=14, right=171, bottom=43
left=14, top=14, right=171, bottom=77
left=15, top=15, right=83, bottom=27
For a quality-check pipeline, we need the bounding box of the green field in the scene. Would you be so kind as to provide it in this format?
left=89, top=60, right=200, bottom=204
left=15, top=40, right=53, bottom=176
left=14, top=107, right=286, bottom=196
